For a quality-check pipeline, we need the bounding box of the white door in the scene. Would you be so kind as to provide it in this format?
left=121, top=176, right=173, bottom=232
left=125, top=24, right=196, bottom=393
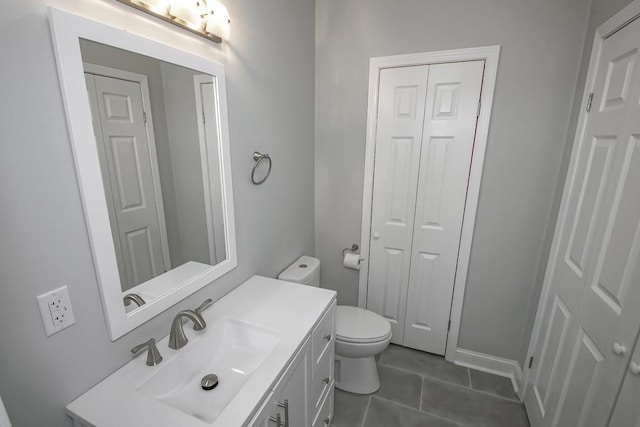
left=404, top=61, right=484, bottom=353
left=367, top=65, right=429, bottom=344
left=367, top=61, right=484, bottom=353
left=85, top=72, right=170, bottom=290
left=609, top=335, right=640, bottom=426
left=524, top=15, right=640, bottom=427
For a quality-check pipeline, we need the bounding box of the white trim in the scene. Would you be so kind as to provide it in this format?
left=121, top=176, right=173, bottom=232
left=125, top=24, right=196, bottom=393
left=193, top=74, right=223, bottom=265
left=521, top=0, right=640, bottom=401
left=49, top=7, right=237, bottom=340
left=455, top=348, right=523, bottom=395
left=357, top=46, right=501, bottom=362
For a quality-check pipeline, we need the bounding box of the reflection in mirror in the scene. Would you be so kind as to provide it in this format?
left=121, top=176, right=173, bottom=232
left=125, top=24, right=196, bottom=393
left=50, top=7, right=237, bottom=339
left=79, top=40, right=227, bottom=311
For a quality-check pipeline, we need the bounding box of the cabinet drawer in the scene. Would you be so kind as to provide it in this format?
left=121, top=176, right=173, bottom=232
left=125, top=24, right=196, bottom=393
left=311, top=342, right=334, bottom=413
left=312, top=301, right=336, bottom=372
left=312, top=386, right=334, bottom=427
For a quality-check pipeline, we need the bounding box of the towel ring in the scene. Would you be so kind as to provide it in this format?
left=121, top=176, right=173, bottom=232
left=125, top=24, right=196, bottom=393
left=251, top=151, right=272, bottom=185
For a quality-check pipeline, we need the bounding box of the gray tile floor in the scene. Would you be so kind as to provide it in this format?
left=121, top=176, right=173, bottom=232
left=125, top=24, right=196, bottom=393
left=332, top=345, right=530, bottom=427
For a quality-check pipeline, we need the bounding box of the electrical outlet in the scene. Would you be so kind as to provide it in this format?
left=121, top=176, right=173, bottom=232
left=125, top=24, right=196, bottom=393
left=37, top=286, right=76, bottom=336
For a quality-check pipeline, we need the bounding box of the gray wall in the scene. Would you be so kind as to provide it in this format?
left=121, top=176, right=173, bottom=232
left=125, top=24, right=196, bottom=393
left=519, top=0, right=635, bottom=365
left=315, top=0, right=590, bottom=361
left=0, top=0, right=315, bottom=426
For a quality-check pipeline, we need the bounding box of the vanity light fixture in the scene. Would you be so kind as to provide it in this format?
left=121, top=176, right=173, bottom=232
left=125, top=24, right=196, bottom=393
left=117, top=0, right=231, bottom=43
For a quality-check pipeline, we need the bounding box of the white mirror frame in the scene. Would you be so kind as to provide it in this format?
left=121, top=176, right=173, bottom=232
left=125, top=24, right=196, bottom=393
left=49, top=7, right=237, bottom=340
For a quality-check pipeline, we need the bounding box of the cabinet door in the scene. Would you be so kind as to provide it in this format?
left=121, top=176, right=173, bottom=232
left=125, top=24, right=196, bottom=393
left=249, top=391, right=276, bottom=427
left=276, top=341, right=310, bottom=427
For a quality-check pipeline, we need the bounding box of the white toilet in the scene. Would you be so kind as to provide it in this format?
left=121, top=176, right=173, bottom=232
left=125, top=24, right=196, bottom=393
left=278, top=256, right=392, bottom=394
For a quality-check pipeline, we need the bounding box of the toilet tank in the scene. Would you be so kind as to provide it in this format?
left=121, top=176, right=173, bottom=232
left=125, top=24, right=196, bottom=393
left=278, top=256, right=320, bottom=287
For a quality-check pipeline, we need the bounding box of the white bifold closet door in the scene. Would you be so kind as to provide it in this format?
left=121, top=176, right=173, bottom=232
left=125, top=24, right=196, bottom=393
left=366, top=61, right=484, bottom=355
left=524, top=15, right=640, bottom=427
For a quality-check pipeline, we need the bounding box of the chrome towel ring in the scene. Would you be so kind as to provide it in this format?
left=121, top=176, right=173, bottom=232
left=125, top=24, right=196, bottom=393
left=251, top=151, right=272, bottom=185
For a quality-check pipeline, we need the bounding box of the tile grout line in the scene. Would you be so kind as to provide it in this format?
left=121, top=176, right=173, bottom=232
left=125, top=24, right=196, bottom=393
left=377, top=361, right=469, bottom=389
left=360, top=395, right=372, bottom=427
left=373, top=395, right=470, bottom=427
left=378, top=359, right=521, bottom=403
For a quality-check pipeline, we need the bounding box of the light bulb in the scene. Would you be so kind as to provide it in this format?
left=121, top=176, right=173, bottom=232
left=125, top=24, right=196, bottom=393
left=138, top=0, right=170, bottom=14
left=205, top=1, right=230, bottom=39
left=169, top=0, right=202, bottom=29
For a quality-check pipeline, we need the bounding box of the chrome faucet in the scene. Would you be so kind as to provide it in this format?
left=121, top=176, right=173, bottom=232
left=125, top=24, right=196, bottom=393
left=123, top=293, right=146, bottom=307
left=168, top=310, right=206, bottom=350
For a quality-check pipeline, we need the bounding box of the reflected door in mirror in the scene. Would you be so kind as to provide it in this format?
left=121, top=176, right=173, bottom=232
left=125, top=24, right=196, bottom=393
left=79, top=39, right=227, bottom=297
left=85, top=72, right=170, bottom=291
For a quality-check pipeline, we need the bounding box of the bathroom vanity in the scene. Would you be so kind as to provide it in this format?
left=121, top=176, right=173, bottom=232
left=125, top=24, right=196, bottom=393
left=66, top=276, right=336, bottom=426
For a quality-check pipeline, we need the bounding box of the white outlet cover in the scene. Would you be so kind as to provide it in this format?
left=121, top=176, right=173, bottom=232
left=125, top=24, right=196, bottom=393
left=37, top=285, right=76, bottom=336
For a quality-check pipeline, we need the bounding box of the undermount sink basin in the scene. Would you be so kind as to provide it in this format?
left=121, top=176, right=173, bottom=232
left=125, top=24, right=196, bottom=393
left=138, top=318, right=283, bottom=423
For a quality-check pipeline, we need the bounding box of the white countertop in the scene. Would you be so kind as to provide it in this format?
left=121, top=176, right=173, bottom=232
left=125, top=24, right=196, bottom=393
left=66, top=276, right=337, bottom=426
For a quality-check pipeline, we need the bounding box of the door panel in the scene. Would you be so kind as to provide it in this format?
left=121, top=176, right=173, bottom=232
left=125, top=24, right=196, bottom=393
left=87, top=73, right=168, bottom=290
left=367, top=66, right=429, bottom=343
left=525, top=16, right=640, bottom=426
left=403, top=61, right=484, bottom=354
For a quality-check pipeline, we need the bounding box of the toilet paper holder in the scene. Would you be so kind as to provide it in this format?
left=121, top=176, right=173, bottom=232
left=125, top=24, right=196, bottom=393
left=342, top=244, right=360, bottom=257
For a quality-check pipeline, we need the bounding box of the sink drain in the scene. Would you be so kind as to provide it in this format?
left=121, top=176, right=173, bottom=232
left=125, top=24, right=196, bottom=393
left=201, top=374, right=219, bottom=390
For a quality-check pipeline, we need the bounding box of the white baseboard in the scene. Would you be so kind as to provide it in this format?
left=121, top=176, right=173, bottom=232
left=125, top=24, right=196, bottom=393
left=454, top=348, right=523, bottom=395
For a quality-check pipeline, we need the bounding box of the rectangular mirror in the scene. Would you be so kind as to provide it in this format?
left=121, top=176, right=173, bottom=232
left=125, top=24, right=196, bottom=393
left=49, top=8, right=237, bottom=340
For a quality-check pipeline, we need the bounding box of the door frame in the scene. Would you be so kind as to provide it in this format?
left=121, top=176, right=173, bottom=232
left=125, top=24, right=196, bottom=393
left=84, top=63, right=172, bottom=278
left=521, top=0, right=640, bottom=400
left=358, top=46, right=501, bottom=362
left=193, top=74, right=226, bottom=265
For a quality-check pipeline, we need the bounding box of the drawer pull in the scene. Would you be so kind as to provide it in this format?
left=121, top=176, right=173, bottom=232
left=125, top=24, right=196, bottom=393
left=323, top=334, right=332, bottom=341
left=268, top=413, right=282, bottom=426
left=322, top=376, right=330, bottom=384
left=277, top=399, right=289, bottom=427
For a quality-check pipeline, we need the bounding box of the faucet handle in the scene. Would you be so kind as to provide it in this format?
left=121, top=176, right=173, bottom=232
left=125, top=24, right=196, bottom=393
left=192, top=299, right=212, bottom=331
left=131, top=338, right=163, bottom=366
left=195, top=298, right=213, bottom=316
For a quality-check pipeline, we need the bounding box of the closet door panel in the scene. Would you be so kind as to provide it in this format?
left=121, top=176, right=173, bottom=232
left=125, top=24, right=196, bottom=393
left=403, top=61, right=484, bottom=354
left=367, top=65, right=429, bottom=343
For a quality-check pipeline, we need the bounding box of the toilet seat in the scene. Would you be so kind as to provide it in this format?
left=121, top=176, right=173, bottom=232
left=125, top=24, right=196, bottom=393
left=335, top=305, right=392, bottom=344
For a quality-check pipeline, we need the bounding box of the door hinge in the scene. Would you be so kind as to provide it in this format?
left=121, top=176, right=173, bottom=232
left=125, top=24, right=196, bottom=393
left=477, top=99, right=482, bottom=117
left=202, top=111, right=206, bottom=124
left=143, top=111, right=147, bottom=123
left=586, top=93, right=593, bottom=112
left=448, top=320, right=451, bottom=331
left=528, top=356, right=534, bottom=369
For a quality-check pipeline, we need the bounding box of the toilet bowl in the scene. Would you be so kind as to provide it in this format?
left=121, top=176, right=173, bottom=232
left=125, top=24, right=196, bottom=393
left=278, top=256, right=391, bottom=394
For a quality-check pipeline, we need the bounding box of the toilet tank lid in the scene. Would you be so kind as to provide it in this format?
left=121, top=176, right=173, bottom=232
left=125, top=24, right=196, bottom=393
left=278, top=256, right=320, bottom=282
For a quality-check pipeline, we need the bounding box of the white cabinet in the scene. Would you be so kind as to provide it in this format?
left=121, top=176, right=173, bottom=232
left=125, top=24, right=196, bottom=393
left=250, top=302, right=336, bottom=427
left=250, top=339, right=310, bottom=427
